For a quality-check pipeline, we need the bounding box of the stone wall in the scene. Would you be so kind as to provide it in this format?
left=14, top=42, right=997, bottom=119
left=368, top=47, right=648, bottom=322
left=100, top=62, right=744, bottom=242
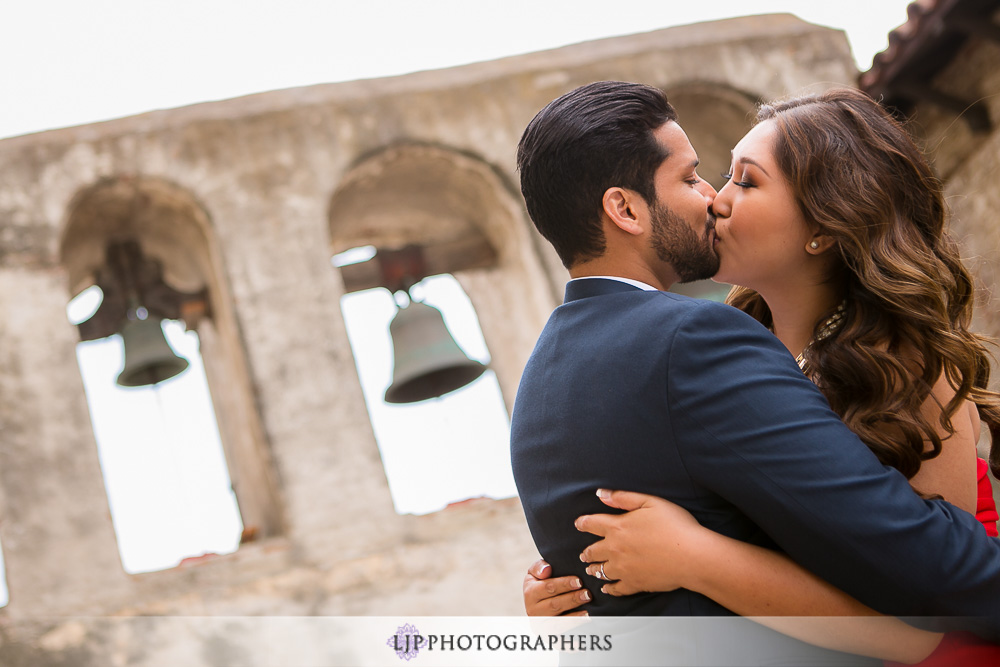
left=914, top=38, right=1000, bottom=346
left=900, top=34, right=1000, bottom=470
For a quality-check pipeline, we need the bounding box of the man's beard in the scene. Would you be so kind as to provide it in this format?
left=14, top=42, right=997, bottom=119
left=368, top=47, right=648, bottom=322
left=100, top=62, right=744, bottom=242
left=649, top=200, right=719, bottom=283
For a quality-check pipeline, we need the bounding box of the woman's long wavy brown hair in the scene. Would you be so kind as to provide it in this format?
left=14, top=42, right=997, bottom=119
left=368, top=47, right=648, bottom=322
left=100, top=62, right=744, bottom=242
left=727, top=88, right=1000, bottom=480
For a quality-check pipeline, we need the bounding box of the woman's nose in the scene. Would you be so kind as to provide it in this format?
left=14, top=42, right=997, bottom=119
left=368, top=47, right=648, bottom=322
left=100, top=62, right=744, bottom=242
left=712, top=182, right=732, bottom=218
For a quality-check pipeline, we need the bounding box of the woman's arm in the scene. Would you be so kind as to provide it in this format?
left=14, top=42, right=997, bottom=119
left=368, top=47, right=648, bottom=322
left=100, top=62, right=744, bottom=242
left=522, top=558, right=591, bottom=616
left=577, top=489, right=943, bottom=663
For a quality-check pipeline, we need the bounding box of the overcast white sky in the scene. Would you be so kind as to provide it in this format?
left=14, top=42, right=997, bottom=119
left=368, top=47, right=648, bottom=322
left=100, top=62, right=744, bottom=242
left=1, top=0, right=912, bottom=140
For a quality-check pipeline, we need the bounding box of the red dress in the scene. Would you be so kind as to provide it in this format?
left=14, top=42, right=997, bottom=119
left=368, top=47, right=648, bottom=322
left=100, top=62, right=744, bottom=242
left=976, top=457, right=998, bottom=537
left=886, top=458, right=1000, bottom=666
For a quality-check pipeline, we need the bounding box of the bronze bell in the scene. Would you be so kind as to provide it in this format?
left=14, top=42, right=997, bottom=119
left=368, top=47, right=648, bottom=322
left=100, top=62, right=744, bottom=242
left=384, top=300, right=487, bottom=404
left=116, top=316, right=190, bottom=387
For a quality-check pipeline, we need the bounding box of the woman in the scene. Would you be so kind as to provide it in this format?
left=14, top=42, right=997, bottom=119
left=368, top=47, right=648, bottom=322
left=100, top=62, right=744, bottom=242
left=523, top=88, right=1000, bottom=664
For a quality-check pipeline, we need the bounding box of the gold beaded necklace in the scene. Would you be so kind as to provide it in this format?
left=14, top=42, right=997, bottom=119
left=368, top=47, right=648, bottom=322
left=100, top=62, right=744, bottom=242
left=795, top=301, right=846, bottom=370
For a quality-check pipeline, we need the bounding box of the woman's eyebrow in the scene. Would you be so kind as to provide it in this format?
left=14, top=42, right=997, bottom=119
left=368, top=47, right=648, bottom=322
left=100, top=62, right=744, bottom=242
left=734, top=155, right=770, bottom=176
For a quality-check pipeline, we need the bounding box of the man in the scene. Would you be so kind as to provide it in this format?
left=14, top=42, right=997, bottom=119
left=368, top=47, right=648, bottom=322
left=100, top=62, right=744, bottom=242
left=509, top=81, right=1000, bottom=634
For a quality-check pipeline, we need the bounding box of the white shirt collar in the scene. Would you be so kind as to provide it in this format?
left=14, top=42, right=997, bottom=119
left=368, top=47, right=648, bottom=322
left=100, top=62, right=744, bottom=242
left=569, top=276, right=658, bottom=291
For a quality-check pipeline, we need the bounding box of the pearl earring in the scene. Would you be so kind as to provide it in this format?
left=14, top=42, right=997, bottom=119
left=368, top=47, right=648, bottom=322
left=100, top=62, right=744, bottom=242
left=809, top=241, right=820, bottom=249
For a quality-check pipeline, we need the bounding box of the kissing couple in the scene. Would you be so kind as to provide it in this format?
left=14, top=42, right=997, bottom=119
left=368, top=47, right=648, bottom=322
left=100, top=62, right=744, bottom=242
left=511, top=81, right=1000, bottom=665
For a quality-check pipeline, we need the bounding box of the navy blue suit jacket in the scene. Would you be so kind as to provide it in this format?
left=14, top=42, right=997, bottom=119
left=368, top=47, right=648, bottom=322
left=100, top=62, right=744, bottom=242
left=511, top=279, right=1000, bottom=626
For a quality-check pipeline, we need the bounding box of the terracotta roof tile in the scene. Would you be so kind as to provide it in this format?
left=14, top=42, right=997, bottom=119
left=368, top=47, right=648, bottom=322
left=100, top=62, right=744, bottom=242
left=860, top=0, right=949, bottom=90
left=859, top=0, right=997, bottom=131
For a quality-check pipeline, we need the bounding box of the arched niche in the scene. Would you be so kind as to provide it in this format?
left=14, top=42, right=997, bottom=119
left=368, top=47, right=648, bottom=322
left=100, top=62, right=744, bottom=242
left=328, top=143, right=555, bottom=409
left=59, top=175, right=284, bottom=545
left=61, top=176, right=212, bottom=298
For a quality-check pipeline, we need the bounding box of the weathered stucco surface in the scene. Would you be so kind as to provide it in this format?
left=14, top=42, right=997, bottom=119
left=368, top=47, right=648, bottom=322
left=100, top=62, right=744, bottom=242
left=902, top=34, right=1000, bottom=467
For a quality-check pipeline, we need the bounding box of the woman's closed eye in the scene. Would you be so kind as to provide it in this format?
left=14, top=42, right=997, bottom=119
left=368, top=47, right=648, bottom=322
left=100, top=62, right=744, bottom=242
left=721, top=172, right=754, bottom=188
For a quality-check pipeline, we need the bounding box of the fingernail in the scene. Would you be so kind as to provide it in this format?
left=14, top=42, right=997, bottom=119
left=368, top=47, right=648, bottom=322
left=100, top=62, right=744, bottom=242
left=540, top=562, right=551, bottom=575
left=579, top=553, right=587, bottom=563
left=601, top=585, right=608, bottom=594
left=571, top=577, right=582, bottom=589
left=596, top=489, right=610, bottom=500
left=581, top=589, right=592, bottom=602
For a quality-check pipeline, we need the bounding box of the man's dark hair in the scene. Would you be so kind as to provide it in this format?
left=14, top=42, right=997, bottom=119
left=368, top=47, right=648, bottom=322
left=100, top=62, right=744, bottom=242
left=516, top=81, right=677, bottom=268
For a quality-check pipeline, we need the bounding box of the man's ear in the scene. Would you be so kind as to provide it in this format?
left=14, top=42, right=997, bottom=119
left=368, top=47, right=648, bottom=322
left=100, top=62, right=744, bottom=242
left=602, top=187, right=645, bottom=236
